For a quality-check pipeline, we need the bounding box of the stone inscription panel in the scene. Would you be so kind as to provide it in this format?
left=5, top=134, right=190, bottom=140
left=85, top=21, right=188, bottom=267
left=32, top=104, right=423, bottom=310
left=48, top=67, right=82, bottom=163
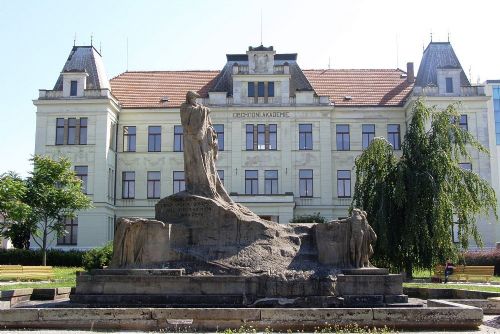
left=156, top=197, right=214, bottom=222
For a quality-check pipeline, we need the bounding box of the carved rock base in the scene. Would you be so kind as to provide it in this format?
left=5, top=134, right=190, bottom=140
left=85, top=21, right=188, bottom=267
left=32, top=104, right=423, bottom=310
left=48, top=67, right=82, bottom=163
left=153, top=191, right=316, bottom=274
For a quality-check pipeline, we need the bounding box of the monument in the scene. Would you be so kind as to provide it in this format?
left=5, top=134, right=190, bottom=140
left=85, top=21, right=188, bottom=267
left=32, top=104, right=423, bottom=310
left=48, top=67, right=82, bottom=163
left=72, top=92, right=407, bottom=307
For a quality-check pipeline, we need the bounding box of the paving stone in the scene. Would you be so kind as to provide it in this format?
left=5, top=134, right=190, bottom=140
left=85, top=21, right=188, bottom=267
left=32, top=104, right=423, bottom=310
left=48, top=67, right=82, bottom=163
left=260, top=308, right=373, bottom=321
left=39, top=308, right=153, bottom=320
left=0, top=309, right=39, bottom=321
left=152, top=308, right=261, bottom=320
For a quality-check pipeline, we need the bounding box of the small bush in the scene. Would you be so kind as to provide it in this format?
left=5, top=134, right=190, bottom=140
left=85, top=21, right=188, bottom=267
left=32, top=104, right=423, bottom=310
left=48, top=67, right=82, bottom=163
left=463, top=249, right=500, bottom=275
left=82, top=241, right=113, bottom=271
left=289, top=212, right=326, bottom=224
left=0, top=248, right=85, bottom=266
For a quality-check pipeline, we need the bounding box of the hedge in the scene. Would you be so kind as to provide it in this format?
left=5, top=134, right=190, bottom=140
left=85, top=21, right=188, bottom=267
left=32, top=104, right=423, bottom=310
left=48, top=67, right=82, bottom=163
left=463, top=249, right=500, bottom=275
left=82, top=241, right=113, bottom=271
left=0, top=248, right=86, bottom=267
left=289, top=212, right=326, bottom=224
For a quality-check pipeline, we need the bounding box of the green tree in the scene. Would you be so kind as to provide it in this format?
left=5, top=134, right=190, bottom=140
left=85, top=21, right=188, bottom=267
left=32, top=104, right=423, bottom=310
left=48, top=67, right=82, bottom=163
left=25, top=155, right=93, bottom=265
left=352, top=99, right=497, bottom=276
left=0, top=172, right=32, bottom=249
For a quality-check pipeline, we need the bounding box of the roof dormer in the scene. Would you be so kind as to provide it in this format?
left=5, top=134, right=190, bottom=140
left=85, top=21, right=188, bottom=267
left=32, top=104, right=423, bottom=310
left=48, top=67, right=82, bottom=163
left=436, top=67, right=462, bottom=95
left=62, top=70, right=88, bottom=97
left=247, top=45, right=275, bottom=74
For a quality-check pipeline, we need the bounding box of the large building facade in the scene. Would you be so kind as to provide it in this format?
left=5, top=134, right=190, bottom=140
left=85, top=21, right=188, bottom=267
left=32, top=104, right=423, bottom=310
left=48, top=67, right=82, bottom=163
left=33, top=42, right=500, bottom=249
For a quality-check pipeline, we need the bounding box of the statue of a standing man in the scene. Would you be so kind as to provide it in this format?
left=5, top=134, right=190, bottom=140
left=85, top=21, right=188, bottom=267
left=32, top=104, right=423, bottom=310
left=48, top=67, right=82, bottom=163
left=180, top=91, right=233, bottom=205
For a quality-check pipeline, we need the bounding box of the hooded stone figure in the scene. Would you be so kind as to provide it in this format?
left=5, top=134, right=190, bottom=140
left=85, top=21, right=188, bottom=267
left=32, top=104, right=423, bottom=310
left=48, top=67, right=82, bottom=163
left=180, top=91, right=233, bottom=204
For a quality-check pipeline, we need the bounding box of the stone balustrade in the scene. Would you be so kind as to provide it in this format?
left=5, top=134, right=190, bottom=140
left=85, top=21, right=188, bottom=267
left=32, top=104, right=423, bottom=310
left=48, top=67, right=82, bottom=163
left=38, top=88, right=112, bottom=99
left=413, top=86, right=485, bottom=97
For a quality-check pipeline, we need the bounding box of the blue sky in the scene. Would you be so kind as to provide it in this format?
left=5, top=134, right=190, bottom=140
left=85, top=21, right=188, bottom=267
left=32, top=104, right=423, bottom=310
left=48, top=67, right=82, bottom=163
left=1, top=0, right=499, bottom=176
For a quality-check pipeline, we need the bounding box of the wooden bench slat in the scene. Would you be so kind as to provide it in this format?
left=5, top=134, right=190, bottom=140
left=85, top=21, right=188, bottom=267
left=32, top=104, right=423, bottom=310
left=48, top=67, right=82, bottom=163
left=0, top=265, right=54, bottom=280
left=432, top=264, right=494, bottom=282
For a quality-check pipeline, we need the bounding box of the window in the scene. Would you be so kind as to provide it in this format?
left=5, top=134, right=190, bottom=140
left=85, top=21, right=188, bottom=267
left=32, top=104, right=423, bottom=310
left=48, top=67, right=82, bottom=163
left=247, top=124, right=277, bottom=150
left=258, top=82, right=265, bottom=97
left=445, top=77, right=453, bottom=93
left=269, top=124, right=277, bottom=150
left=459, top=115, right=468, bottom=131
left=246, top=124, right=255, bottom=150
left=123, top=126, right=136, bottom=152
left=245, top=170, right=258, bottom=195
left=122, top=171, right=135, bottom=199
left=174, top=125, right=183, bottom=152
left=67, top=118, right=77, bottom=145
left=265, top=170, right=278, bottom=194
left=459, top=162, right=472, bottom=171
left=148, top=126, right=161, bottom=152
left=257, top=124, right=266, bottom=150
left=362, top=124, right=375, bottom=149
left=173, top=171, right=185, bottom=193
left=494, top=86, right=500, bottom=144
left=299, top=124, right=313, bottom=150
left=299, top=169, right=313, bottom=197
left=268, top=82, right=274, bottom=97
left=55, top=118, right=64, bottom=145
left=387, top=124, right=401, bottom=150
left=109, top=122, right=117, bottom=150
left=337, top=170, right=351, bottom=198
left=336, top=124, right=350, bottom=151
left=147, top=171, right=161, bottom=199
left=248, top=82, right=255, bottom=97
left=107, top=168, right=115, bottom=200
left=57, top=216, right=78, bottom=245
left=75, top=166, right=88, bottom=194
left=79, top=118, right=87, bottom=145
left=70, top=80, right=77, bottom=96
left=213, top=124, right=224, bottom=151
left=217, top=170, right=224, bottom=185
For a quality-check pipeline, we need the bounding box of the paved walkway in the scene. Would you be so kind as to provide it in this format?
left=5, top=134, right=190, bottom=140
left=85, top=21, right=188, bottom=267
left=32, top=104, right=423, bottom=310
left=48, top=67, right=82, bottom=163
left=0, top=316, right=498, bottom=333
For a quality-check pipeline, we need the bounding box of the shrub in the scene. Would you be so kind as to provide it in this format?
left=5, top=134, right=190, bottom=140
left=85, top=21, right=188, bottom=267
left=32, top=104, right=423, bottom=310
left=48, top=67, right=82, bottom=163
left=289, top=212, right=326, bottom=224
left=463, top=249, right=500, bottom=275
left=82, top=241, right=113, bottom=271
left=0, top=248, right=85, bottom=266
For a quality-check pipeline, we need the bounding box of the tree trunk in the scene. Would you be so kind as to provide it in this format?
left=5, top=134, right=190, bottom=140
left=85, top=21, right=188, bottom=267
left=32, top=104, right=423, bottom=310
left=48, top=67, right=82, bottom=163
left=404, top=261, right=413, bottom=280
left=42, top=219, right=48, bottom=266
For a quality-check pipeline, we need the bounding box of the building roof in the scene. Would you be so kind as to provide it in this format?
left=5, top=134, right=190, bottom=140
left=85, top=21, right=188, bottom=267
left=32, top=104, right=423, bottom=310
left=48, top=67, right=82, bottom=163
left=110, top=71, right=220, bottom=108
left=303, top=69, right=413, bottom=106
left=209, top=53, right=313, bottom=94
left=109, top=69, right=413, bottom=108
left=415, top=42, right=470, bottom=87
left=53, top=46, right=110, bottom=90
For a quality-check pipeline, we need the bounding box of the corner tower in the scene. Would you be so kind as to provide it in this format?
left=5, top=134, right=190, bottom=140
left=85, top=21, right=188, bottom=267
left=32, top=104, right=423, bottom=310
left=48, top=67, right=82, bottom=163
left=33, top=45, right=120, bottom=249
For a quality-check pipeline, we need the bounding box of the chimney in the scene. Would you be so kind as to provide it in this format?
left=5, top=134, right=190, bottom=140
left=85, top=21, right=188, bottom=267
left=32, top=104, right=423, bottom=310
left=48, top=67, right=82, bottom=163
left=407, top=62, right=415, bottom=83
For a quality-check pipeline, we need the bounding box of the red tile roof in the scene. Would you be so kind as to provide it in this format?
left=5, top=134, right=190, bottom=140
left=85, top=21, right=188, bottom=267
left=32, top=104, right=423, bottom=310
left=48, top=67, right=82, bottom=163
left=303, top=69, right=413, bottom=106
left=110, top=69, right=413, bottom=108
left=110, top=71, right=220, bottom=108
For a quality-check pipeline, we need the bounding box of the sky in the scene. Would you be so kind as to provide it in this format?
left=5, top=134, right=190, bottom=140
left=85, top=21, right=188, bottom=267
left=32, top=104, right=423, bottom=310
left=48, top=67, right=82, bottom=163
left=1, top=0, right=500, bottom=177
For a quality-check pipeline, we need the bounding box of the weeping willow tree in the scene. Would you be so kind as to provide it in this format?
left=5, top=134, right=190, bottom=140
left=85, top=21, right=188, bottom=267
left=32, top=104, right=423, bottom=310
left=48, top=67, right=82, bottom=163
left=352, top=99, right=497, bottom=275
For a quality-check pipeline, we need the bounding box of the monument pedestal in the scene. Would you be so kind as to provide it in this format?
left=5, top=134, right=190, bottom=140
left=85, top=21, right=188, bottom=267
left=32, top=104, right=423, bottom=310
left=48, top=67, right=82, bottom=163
left=70, top=269, right=339, bottom=307
left=336, top=268, right=408, bottom=307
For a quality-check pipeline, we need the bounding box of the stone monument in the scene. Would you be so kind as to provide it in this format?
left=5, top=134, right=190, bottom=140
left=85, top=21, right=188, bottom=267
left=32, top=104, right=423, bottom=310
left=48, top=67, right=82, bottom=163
left=71, top=91, right=406, bottom=307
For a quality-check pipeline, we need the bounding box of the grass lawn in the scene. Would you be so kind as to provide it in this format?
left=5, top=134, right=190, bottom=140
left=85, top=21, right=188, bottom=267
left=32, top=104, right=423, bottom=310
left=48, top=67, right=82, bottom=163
left=0, top=267, right=82, bottom=291
left=404, top=282, right=500, bottom=293
left=407, top=268, right=500, bottom=292
left=2, top=267, right=500, bottom=294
